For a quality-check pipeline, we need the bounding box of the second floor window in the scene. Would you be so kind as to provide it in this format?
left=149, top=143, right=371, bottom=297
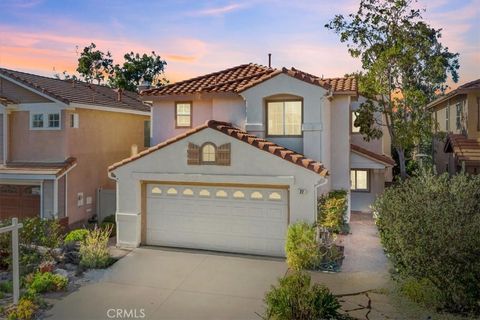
left=201, top=143, right=216, bottom=163
left=267, top=100, right=302, bottom=136
left=48, top=113, right=60, bottom=128
left=32, top=114, right=44, bottom=128
left=351, top=111, right=360, bottom=133
left=456, top=102, right=463, bottom=131
left=176, top=102, right=192, bottom=128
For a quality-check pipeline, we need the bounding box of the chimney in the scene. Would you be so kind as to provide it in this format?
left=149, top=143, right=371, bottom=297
left=268, top=53, right=272, bottom=68
left=137, top=80, right=151, bottom=93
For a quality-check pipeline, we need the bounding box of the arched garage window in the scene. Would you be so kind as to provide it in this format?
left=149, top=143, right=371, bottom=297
left=201, top=143, right=216, bottom=163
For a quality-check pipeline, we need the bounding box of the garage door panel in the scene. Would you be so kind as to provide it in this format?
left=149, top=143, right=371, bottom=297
left=146, top=184, right=288, bottom=256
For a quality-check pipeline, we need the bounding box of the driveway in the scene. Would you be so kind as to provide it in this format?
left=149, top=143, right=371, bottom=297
left=44, top=248, right=288, bottom=320
left=44, top=212, right=394, bottom=320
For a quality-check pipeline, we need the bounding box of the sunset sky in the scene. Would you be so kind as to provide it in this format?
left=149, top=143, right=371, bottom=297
left=0, top=0, right=478, bottom=87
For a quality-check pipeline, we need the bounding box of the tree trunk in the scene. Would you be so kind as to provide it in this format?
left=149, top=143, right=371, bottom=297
left=396, top=147, right=407, bottom=179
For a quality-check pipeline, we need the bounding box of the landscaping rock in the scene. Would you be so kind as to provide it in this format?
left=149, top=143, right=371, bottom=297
left=54, top=268, right=69, bottom=278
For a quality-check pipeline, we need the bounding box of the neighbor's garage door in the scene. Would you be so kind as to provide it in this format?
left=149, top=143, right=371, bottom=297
left=0, top=185, right=41, bottom=220
left=146, top=184, right=288, bottom=257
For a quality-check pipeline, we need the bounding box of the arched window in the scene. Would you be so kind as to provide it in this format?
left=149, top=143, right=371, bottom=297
left=201, top=143, right=216, bottom=163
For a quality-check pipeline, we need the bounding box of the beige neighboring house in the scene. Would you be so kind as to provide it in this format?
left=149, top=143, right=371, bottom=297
left=109, top=63, right=393, bottom=256
left=429, top=79, right=480, bottom=175
left=0, top=68, right=150, bottom=225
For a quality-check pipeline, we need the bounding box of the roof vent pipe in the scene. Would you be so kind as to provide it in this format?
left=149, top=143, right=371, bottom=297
left=268, top=53, right=272, bottom=68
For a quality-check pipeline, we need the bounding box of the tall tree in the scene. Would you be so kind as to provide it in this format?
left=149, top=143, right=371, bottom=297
left=76, top=43, right=113, bottom=84
left=326, top=0, right=459, bottom=179
left=108, top=51, right=168, bottom=92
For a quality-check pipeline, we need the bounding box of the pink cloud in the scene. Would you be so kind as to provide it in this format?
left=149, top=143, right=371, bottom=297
left=188, top=3, right=245, bottom=16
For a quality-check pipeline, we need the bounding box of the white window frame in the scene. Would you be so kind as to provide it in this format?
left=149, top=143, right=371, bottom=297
left=455, top=102, right=463, bottom=131
left=30, top=112, right=61, bottom=130
left=350, top=169, right=370, bottom=192
left=70, top=113, right=79, bottom=128
left=445, top=105, right=450, bottom=131
left=266, top=100, right=303, bottom=137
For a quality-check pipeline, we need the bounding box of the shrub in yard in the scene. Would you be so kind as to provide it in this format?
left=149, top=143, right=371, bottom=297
left=101, top=215, right=116, bottom=237
left=0, top=280, right=13, bottom=293
left=64, top=228, right=89, bottom=244
left=285, top=222, right=318, bottom=271
left=264, top=271, right=341, bottom=320
left=26, top=271, right=68, bottom=293
left=79, top=225, right=112, bottom=269
left=317, top=190, right=348, bottom=233
left=6, top=297, right=38, bottom=320
left=400, top=277, right=443, bottom=310
left=37, top=260, right=56, bottom=274
left=374, top=172, right=480, bottom=314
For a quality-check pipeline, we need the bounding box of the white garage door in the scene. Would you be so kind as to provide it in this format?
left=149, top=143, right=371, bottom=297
left=146, top=184, right=288, bottom=257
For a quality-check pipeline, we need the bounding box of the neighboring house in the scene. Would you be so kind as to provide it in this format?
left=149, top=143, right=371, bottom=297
left=0, top=68, right=150, bottom=225
left=109, top=64, right=393, bottom=256
left=429, top=79, right=480, bottom=175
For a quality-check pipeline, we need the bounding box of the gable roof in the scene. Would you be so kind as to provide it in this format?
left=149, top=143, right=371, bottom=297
left=444, top=134, right=480, bottom=163
left=109, top=120, right=328, bottom=176
left=351, top=144, right=395, bottom=166
left=0, top=68, right=150, bottom=112
left=141, top=63, right=357, bottom=97
left=428, top=78, right=480, bottom=109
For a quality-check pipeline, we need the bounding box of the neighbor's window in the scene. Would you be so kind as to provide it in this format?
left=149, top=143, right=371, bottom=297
left=351, top=111, right=360, bottom=133
left=144, top=120, right=151, bottom=147
left=32, top=114, right=44, bottom=128
left=477, top=98, right=480, bottom=131
left=456, top=102, right=463, bottom=131
left=48, top=113, right=60, bottom=128
left=445, top=105, right=450, bottom=131
left=267, top=100, right=302, bottom=136
left=176, top=102, right=191, bottom=127
left=351, top=169, right=369, bottom=191
left=201, top=143, right=216, bottom=163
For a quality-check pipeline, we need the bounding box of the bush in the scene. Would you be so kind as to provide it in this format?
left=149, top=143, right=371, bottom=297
left=6, top=297, right=38, bottom=320
left=317, top=190, right=348, bottom=233
left=0, top=280, right=13, bottom=293
left=285, top=222, right=318, bottom=271
left=79, top=226, right=112, bottom=269
left=37, top=260, right=56, bottom=274
left=264, top=272, right=341, bottom=320
left=374, top=172, right=480, bottom=314
left=101, top=215, right=116, bottom=237
left=0, top=218, right=63, bottom=272
left=64, top=229, right=89, bottom=244
left=400, top=277, right=443, bottom=310
left=26, top=271, right=68, bottom=293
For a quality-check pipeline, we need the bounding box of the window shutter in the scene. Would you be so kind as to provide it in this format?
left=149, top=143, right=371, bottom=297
left=187, top=143, right=200, bottom=165
left=217, top=143, right=231, bottom=166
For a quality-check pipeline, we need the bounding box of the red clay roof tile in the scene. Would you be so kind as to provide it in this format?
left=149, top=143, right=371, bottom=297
left=444, top=134, right=480, bottom=162
left=141, top=64, right=357, bottom=97
left=351, top=144, right=395, bottom=166
left=109, top=120, right=328, bottom=176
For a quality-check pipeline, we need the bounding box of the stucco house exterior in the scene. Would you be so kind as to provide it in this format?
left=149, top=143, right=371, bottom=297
left=109, top=64, right=393, bottom=256
left=0, top=68, right=150, bottom=225
left=429, top=79, right=480, bottom=174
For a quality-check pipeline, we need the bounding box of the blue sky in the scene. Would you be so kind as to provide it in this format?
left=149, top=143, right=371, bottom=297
left=0, top=0, right=478, bottom=86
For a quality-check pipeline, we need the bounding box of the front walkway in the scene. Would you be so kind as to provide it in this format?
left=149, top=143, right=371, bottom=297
left=44, top=212, right=400, bottom=320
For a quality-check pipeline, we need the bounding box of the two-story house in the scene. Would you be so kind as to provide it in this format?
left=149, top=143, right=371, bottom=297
left=109, top=64, right=393, bottom=256
left=429, top=79, right=480, bottom=175
left=0, top=68, right=150, bottom=226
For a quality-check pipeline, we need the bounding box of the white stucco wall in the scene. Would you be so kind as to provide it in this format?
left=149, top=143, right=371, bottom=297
left=350, top=169, right=385, bottom=212
left=240, top=74, right=328, bottom=159
left=112, top=128, right=326, bottom=247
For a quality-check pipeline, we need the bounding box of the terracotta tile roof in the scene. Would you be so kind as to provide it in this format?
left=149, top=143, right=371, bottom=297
left=0, top=157, right=77, bottom=177
left=0, top=68, right=149, bottom=112
left=351, top=144, right=395, bottom=166
left=0, top=95, right=17, bottom=106
left=141, top=63, right=357, bottom=97
left=428, top=78, right=480, bottom=109
left=444, top=134, right=480, bottom=162
left=109, top=120, right=328, bottom=176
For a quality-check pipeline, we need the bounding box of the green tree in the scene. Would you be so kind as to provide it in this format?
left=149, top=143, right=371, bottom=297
left=76, top=43, right=113, bottom=84
left=109, top=51, right=168, bottom=91
left=326, top=0, right=459, bottom=179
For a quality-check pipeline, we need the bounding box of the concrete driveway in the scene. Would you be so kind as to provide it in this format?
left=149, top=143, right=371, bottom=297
left=44, top=248, right=288, bottom=320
